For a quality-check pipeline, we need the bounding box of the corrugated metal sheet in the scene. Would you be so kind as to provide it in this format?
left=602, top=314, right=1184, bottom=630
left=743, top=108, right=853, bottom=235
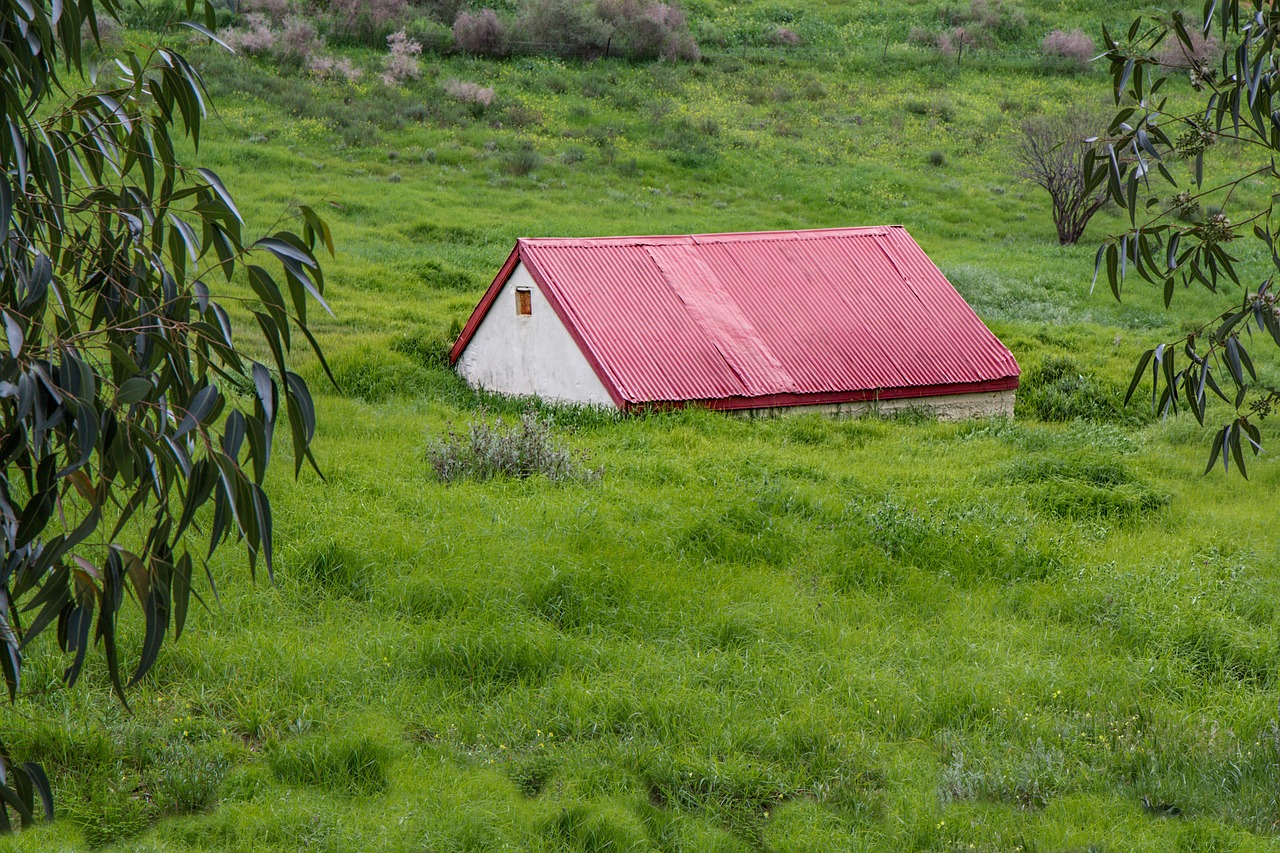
left=452, top=226, right=1020, bottom=409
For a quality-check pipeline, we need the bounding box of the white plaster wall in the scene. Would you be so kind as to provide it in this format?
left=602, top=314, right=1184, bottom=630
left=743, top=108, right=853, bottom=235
left=731, top=390, right=1016, bottom=421
left=456, top=264, right=616, bottom=408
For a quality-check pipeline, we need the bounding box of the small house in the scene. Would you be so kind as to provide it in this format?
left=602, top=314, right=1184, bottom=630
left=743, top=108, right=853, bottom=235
left=450, top=226, right=1019, bottom=418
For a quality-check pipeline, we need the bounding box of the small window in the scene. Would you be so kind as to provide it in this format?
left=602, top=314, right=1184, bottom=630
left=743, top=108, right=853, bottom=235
left=515, top=287, right=532, bottom=316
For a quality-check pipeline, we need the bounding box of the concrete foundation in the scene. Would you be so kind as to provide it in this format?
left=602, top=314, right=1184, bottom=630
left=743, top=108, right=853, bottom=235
left=728, top=390, right=1016, bottom=421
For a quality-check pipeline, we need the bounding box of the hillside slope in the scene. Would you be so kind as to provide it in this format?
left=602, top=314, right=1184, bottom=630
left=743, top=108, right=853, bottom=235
left=3, top=2, right=1279, bottom=850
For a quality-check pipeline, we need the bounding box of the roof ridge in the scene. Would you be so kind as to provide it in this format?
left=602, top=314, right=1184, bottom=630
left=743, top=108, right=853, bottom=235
left=517, top=226, right=904, bottom=247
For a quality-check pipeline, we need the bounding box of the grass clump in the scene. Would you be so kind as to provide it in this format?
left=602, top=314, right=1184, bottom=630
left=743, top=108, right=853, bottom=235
left=389, top=322, right=459, bottom=368
left=1016, top=356, right=1145, bottom=424
left=1004, top=454, right=1171, bottom=521
left=426, top=410, right=601, bottom=483
left=269, top=731, right=392, bottom=795
left=324, top=344, right=432, bottom=403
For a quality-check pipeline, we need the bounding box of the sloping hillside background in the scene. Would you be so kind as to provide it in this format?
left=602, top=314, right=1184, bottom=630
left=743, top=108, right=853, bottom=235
left=4, top=1, right=1280, bottom=850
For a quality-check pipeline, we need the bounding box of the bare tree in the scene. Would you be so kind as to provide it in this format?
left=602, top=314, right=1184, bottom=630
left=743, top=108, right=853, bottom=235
left=1015, top=111, right=1109, bottom=245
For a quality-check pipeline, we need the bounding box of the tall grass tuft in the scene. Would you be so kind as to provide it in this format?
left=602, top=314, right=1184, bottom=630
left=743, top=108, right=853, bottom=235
left=1016, top=356, right=1146, bottom=424
left=270, top=732, right=392, bottom=795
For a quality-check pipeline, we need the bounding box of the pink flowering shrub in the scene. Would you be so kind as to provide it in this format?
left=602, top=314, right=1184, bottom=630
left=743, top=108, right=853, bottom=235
left=222, top=13, right=278, bottom=55
left=595, top=0, right=698, bottom=60
left=309, top=55, right=363, bottom=83
left=1041, top=28, right=1094, bottom=68
left=1157, top=27, right=1221, bottom=68
left=382, top=29, right=423, bottom=85
left=278, top=16, right=323, bottom=63
left=444, top=78, right=496, bottom=106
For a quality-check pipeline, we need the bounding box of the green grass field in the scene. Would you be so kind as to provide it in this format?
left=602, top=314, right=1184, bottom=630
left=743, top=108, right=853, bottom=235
left=4, top=1, right=1280, bottom=850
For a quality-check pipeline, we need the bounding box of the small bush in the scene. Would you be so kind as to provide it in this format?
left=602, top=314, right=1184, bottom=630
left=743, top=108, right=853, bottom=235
left=453, top=8, right=510, bottom=56
left=418, top=0, right=465, bottom=25
left=659, top=116, right=719, bottom=168
left=927, top=150, right=946, bottom=167
left=277, top=15, right=323, bottom=64
left=936, top=26, right=979, bottom=58
left=770, top=26, right=800, bottom=46
left=406, top=19, right=455, bottom=52
left=596, top=0, right=700, bottom=61
left=243, top=0, right=291, bottom=23
left=940, top=0, right=1026, bottom=43
left=907, top=26, right=934, bottom=48
left=444, top=78, right=496, bottom=107
left=426, top=410, right=601, bottom=483
left=308, top=54, right=363, bottom=83
left=382, top=28, right=422, bottom=85
left=221, top=12, right=277, bottom=54
left=1041, top=28, right=1094, bottom=70
left=1157, top=27, right=1222, bottom=68
left=503, top=143, right=543, bottom=176
left=904, top=97, right=953, bottom=122
left=221, top=11, right=323, bottom=67
left=82, top=12, right=123, bottom=55
left=147, top=744, right=228, bottom=815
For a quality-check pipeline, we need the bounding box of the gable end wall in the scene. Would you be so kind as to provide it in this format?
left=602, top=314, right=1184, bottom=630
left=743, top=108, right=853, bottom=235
left=455, top=263, right=616, bottom=408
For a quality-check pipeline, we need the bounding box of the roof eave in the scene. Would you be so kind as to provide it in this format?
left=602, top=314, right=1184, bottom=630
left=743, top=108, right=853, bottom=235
left=673, top=376, right=1020, bottom=412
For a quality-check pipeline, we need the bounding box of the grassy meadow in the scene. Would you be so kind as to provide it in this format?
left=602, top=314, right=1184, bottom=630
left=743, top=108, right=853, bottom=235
left=5, top=0, right=1280, bottom=849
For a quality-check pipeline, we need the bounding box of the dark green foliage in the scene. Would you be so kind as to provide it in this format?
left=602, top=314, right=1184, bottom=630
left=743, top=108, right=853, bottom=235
left=0, top=0, right=331, bottom=829
left=288, top=540, right=366, bottom=598
left=855, top=497, right=1059, bottom=583
left=678, top=502, right=796, bottom=567
left=526, top=568, right=621, bottom=632
left=1017, top=357, right=1145, bottom=424
left=515, top=0, right=610, bottom=57
left=509, top=752, right=558, bottom=797
left=503, top=142, right=544, bottom=176
left=1172, top=618, right=1273, bottom=687
left=905, top=97, right=954, bottom=122
left=1028, top=479, right=1169, bottom=521
left=145, top=743, right=229, bottom=816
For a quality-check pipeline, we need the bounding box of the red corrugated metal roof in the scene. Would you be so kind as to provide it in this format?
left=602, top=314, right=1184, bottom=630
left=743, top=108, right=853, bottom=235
left=451, top=226, right=1020, bottom=410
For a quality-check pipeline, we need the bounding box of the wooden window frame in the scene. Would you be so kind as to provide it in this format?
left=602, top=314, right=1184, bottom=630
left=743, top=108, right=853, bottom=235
left=515, top=287, right=532, bottom=316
